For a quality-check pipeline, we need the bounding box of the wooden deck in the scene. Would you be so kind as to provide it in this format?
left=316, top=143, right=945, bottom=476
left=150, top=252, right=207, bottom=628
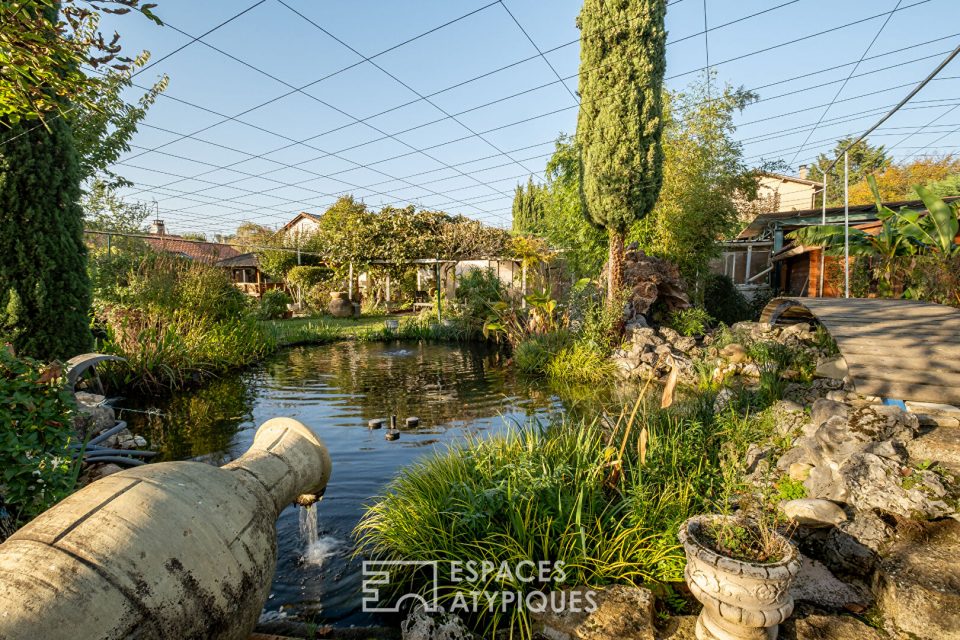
left=760, top=297, right=960, bottom=404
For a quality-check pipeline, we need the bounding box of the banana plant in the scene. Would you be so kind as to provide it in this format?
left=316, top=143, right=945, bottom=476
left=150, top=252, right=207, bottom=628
left=890, top=183, right=960, bottom=257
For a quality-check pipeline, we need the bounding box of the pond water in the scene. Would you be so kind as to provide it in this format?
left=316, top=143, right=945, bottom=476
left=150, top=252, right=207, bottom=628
left=123, top=341, right=590, bottom=627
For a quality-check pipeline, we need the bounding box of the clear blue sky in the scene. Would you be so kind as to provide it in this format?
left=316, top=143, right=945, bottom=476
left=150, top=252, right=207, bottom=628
left=102, top=0, right=960, bottom=236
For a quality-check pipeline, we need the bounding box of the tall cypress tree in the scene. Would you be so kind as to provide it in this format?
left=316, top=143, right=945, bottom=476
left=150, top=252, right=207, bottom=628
left=576, top=0, right=668, bottom=303
left=511, top=176, right=545, bottom=234
left=0, top=8, right=93, bottom=361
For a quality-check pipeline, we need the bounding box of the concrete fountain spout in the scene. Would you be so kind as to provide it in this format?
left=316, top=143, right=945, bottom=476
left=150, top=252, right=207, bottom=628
left=0, top=417, right=331, bottom=640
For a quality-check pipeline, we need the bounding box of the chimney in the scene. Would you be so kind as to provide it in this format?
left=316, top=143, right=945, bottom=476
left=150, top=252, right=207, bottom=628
left=150, top=219, right=166, bottom=235
left=798, top=164, right=808, bottom=180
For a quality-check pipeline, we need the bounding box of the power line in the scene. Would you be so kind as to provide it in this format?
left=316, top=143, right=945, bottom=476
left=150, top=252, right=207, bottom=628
left=499, top=0, right=579, bottom=103
left=275, top=0, right=537, bottom=177
left=132, top=1, right=267, bottom=77
left=117, top=0, right=504, bottom=166
left=666, top=0, right=929, bottom=82
left=103, top=0, right=943, bottom=236
left=788, top=0, right=903, bottom=166
left=824, top=39, right=960, bottom=173
left=119, top=0, right=795, bottom=199
left=132, top=23, right=526, bottom=214
left=0, top=1, right=266, bottom=149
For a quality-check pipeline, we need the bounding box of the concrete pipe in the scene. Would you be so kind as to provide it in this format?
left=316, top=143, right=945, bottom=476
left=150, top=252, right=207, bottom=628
left=0, top=417, right=331, bottom=640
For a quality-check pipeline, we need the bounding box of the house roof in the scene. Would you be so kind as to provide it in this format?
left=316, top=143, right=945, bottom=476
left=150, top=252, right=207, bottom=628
left=280, top=211, right=322, bottom=233
left=736, top=195, right=960, bottom=240
left=761, top=172, right=822, bottom=187
left=144, top=235, right=241, bottom=263
left=216, top=252, right=259, bottom=268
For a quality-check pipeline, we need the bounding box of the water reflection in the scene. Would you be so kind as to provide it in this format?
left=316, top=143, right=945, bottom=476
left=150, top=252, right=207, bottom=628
left=125, top=341, right=565, bottom=627
left=122, top=376, right=254, bottom=462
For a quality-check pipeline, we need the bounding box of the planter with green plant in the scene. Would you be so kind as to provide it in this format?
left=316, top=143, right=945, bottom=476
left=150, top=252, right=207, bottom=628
left=678, top=514, right=800, bottom=640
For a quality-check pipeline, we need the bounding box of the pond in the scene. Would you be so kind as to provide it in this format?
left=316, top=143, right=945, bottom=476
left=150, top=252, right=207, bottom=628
left=122, top=340, right=595, bottom=627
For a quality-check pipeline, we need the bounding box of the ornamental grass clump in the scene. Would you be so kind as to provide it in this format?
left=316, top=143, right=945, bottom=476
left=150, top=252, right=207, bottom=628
left=356, top=395, right=739, bottom=637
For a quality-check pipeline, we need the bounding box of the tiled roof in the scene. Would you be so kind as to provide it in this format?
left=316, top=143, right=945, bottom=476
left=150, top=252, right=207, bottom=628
left=144, top=235, right=241, bottom=263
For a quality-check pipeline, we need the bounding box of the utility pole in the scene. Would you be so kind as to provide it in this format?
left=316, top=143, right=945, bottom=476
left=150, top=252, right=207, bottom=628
left=844, top=151, right=850, bottom=299
left=818, top=176, right=826, bottom=296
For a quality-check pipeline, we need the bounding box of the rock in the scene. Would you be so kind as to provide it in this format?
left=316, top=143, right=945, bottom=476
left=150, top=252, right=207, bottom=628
left=401, top=608, right=473, bottom=640
left=907, top=425, right=960, bottom=472
left=713, top=388, right=735, bottom=415
left=86, top=463, right=123, bottom=482
left=803, top=463, right=847, bottom=502
left=861, top=439, right=908, bottom=464
left=781, top=499, right=847, bottom=528
left=628, top=327, right=660, bottom=348
left=815, top=415, right=868, bottom=466
left=784, top=378, right=845, bottom=407
left=772, top=400, right=808, bottom=436
left=789, top=463, right=814, bottom=481
left=905, top=401, right=960, bottom=418
left=825, top=390, right=846, bottom=402
left=775, top=399, right=805, bottom=414
left=74, top=391, right=106, bottom=406
left=849, top=405, right=919, bottom=442
left=874, top=519, right=960, bottom=639
left=718, top=343, right=747, bottom=364
left=745, top=444, right=774, bottom=475
left=656, top=615, right=696, bottom=639
left=790, top=555, right=870, bottom=610
left=820, top=510, right=891, bottom=575
left=730, top=321, right=774, bottom=341
left=115, top=433, right=148, bottom=450
left=790, top=614, right=885, bottom=640
left=780, top=322, right=812, bottom=338
left=531, top=585, right=655, bottom=640
left=73, top=392, right=115, bottom=435
left=672, top=336, right=697, bottom=354
left=777, top=440, right=820, bottom=472
left=810, top=399, right=849, bottom=429
left=739, top=363, right=761, bottom=378
left=815, top=356, right=848, bottom=380
left=840, top=452, right=952, bottom=519
left=659, top=327, right=681, bottom=344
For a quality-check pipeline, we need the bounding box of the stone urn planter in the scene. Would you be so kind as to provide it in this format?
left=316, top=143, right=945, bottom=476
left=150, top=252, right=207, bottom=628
left=679, top=515, right=801, bottom=640
left=328, top=292, right=353, bottom=318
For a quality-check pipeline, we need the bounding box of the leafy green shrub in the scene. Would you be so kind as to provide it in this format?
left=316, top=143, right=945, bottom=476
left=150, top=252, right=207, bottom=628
left=0, top=348, right=77, bottom=525
left=176, top=262, right=248, bottom=321
left=513, top=331, right=570, bottom=375
left=746, top=285, right=776, bottom=321
left=455, top=267, right=506, bottom=336
left=667, top=307, right=713, bottom=336
left=703, top=273, right=752, bottom=325
left=575, top=283, right=624, bottom=353
left=257, top=289, right=292, bottom=320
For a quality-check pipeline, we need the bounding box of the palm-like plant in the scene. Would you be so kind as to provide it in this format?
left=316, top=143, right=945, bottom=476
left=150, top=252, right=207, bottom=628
left=789, top=175, right=960, bottom=294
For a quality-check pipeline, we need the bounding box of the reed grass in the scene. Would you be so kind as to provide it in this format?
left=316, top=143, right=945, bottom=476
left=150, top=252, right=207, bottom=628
left=354, top=391, right=774, bottom=637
